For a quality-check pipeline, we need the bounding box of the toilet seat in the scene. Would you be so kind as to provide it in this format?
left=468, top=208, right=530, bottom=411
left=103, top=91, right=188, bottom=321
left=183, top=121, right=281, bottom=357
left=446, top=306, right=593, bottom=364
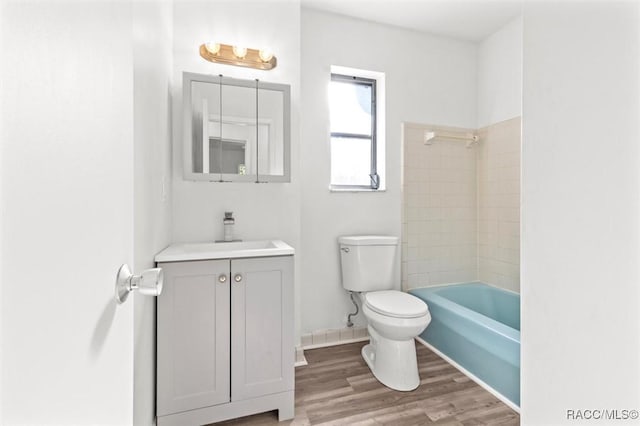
left=363, top=290, right=429, bottom=319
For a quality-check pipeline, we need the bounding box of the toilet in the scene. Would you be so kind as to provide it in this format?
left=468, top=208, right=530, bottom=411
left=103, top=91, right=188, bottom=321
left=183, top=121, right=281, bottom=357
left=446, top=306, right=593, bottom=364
left=339, top=235, right=431, bottom=391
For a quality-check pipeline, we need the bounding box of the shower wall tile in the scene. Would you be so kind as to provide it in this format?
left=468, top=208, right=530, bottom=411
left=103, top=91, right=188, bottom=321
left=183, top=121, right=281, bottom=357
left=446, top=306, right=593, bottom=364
left=478, top=117, right=521, bottom=293
left=402, top=118, right=521, bottom=293
left=402, top=124, right=478, bottom=290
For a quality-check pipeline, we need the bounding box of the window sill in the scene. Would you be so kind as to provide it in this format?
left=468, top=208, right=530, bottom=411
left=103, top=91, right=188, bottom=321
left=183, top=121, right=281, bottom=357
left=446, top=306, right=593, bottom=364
left=329, top=186, right=386, bottom=193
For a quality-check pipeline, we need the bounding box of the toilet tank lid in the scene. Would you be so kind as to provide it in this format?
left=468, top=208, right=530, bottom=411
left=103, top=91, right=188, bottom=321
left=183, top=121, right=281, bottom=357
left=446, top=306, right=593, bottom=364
left=338, top=235, right=399, bottom=246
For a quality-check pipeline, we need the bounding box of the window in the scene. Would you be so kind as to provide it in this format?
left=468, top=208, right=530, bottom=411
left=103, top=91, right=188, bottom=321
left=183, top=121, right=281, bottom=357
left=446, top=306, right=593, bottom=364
left=330, top=73, right=380, bottom=190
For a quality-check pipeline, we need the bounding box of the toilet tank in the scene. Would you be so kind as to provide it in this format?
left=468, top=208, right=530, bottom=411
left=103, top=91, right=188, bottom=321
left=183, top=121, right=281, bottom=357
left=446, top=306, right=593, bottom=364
left=338, top=235, right=399, bottom=292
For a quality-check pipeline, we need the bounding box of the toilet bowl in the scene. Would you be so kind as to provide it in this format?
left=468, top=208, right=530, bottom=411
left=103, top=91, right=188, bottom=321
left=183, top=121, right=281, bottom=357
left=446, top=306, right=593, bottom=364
left=360, top=290, right=431, bottom=391
left=338, top=235, right=432, bottom=392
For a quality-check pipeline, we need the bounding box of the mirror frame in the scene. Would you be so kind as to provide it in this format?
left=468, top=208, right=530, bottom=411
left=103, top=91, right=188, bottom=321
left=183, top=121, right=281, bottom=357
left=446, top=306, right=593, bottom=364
left=183, top=72, right=291, bottom=182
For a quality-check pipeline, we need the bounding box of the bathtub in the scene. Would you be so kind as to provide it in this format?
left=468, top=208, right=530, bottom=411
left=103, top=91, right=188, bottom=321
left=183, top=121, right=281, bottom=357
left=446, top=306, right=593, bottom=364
left=409, top=282, right=520, bottom=407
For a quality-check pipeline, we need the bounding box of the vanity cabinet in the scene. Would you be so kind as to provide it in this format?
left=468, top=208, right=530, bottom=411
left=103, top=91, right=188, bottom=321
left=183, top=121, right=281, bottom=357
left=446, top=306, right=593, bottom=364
left=156, top=255, right=294, bottom=426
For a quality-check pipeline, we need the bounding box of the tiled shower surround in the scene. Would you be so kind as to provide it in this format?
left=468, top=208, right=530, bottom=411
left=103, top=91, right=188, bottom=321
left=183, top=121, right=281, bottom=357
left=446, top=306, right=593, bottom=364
left=402, top=117, right=521, bottom=293
left=402, top=124, right=478, bottom=289
left=477, top=118, right=521, bottom=292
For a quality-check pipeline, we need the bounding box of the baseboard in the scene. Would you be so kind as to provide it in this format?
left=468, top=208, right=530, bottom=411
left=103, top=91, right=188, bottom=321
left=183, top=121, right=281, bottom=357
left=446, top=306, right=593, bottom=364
left=415, top=337, right=520, bottom=413
left=295, top=328, right=369, bottom=367
left=294, top=346, right=308, bottom=367
left=294, top=336, right=370, bottom=369
left=300, top=325, right=369, bottom=350
left=295, top=326, right=371, bottom=368
left=301, top=336, right=370, bottom=350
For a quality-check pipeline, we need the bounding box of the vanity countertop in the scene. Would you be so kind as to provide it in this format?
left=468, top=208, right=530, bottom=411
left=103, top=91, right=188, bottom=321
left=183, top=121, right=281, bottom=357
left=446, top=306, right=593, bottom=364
left=155, top=240, right=295, bottom=263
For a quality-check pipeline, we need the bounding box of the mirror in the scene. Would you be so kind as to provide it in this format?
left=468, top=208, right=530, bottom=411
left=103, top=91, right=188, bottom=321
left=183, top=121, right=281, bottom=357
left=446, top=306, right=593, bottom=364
left=183, top=72, right=290, bottom=182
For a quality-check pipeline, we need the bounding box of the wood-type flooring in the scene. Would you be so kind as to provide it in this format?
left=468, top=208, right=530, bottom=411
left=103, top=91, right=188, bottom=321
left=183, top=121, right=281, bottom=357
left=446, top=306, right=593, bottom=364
left=213, top=341, right=519, bottom=425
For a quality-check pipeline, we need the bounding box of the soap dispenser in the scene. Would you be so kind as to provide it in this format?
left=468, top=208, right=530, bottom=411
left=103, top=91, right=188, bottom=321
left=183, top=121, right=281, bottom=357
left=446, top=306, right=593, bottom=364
left=223, top=212, right=235, bottom=242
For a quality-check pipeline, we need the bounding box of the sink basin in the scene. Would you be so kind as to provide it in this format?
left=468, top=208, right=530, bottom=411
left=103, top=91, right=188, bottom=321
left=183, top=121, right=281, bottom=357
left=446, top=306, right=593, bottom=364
left=155, top=240, right=294, bottom=262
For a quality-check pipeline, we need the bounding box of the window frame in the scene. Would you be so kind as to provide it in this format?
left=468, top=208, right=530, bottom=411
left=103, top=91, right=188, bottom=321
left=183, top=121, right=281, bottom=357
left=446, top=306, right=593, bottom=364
left=330, top=73, right=380, bottom=190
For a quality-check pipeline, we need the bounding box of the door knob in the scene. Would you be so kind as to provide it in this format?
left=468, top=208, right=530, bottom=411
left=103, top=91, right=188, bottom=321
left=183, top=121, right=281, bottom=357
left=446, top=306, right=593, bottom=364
left=219, top=274, right=228, bottom=283
left=234, top=273, right=243, bottom=283
left=115, top=264, right=164, bottom=304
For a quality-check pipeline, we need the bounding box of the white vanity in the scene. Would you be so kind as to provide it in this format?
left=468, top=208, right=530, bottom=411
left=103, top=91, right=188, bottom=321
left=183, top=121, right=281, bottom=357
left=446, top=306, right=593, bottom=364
left=155, top=240, right=295, bottom=426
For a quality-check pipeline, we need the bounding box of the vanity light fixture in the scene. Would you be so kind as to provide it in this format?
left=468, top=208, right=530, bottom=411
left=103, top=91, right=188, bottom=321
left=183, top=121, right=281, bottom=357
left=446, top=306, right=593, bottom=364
left=232, top=45, right=248, bottom=59
left=258, top=49, right=273, bottom=62
left=199, top=42, right=277, bottom=70
left=204, top=42, right=221, bottom=55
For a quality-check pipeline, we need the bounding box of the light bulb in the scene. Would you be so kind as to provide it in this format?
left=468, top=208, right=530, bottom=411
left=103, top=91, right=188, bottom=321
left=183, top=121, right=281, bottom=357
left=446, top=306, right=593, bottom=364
left=258, top=49, right=273, bottom=62
left=204, top=42, right=220, bottom=55
left=232, top=46, right=247, bottom=59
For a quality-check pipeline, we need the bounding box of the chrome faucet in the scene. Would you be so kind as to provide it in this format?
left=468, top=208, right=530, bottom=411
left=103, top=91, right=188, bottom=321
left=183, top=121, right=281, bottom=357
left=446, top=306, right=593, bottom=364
left=223, top=212, right=235, bottom=242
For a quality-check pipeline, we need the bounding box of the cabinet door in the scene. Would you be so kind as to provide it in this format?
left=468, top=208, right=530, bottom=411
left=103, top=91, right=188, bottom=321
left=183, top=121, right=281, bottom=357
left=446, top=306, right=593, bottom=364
left=157, top=260, right=231, bottom=416
left=231, top=256, right=294, bottom=401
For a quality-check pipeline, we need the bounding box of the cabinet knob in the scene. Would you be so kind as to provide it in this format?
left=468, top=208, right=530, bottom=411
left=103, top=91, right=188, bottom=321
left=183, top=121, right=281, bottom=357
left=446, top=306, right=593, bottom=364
left=234, top=274, right=243, bottom=283
left=219, top=274, right=228, bottom=283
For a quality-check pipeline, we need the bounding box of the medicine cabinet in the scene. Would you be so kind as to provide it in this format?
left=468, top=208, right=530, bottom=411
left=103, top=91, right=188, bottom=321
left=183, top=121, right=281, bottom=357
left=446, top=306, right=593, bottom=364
left=183, top=72, right=291, bottom=182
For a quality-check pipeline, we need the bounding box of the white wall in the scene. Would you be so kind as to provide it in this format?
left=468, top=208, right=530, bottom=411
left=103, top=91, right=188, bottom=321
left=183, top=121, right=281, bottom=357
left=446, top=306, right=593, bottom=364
left=133, top=2, right=173, bottom=425
left=477, top=16, right=522, bottom=129
left=1, top=2, right=135, bottom=424
left=171, top=0, right=301, bottom=340
left=300, top=9, right=476, bottom=333
left=521, top=2, right=640, bottom=423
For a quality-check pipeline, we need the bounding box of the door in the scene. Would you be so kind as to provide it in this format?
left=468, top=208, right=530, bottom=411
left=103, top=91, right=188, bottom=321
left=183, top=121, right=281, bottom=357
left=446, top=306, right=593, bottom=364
left=157, top=260, right=231, bottom=415
left=1, top=3, right=138, bottom=424
left=231, top=256, right=294, bottom=401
